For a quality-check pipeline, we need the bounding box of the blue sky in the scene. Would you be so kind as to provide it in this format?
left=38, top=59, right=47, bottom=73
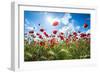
left=24, top=11, right=90, bottom=35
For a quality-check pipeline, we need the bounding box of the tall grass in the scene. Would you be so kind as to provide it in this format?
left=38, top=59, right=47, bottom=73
left=24, top=38, right=90, bottom=61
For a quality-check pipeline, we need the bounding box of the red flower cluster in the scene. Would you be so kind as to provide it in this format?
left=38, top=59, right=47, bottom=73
left=80, top=33, right=87, bottom=38
left=26, top=24, right=90, bottom=48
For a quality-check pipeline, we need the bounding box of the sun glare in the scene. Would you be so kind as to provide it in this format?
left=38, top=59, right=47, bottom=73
left=47, top=16, right=53, bottom=24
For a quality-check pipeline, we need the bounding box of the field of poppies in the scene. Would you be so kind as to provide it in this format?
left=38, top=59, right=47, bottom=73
left=24, top=28, right=90, bottom=61
left=24, top=11, right=90, bottom=61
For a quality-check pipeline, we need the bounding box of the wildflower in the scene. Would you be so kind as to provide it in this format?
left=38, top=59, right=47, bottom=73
left=59, top=35, right=64, bottom=40
left=36, top=33, right=40, bottom=36
left=52, top=21, right=59, bottom=26
left=60, top=32, right=64, bottom=35
left=39, top=41, right=45, bottom=46
left=29, top=30, right=34, bottom=34
left=73, top=32, right=77, bottom=36
left=40, top=28, right=44, bottom=32
left=43, top=31, right=49, bottom=37
left=39, top=35, right=43, bottom=39
left=53, top=30, right=57, bottom=34
left=87, top=33, right=90, bottom=38
left=80, top=33, right=86, bottom=38
left=84, top=23, right=88, bottom=28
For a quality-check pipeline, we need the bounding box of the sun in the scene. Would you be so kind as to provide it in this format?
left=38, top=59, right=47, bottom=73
left=47, top=16, right=53, bottom=24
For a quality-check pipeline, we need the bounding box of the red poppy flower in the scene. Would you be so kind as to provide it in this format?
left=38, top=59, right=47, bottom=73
left=59, top=35, right=64, bottom=40
left=43, top=31, right=46, bottom=35
left=80, top=33, right=86, bottom=38
left=43, top=31, right=49, bottom=37
left=45, top=34, right=49, bottom=37
left=84, top=23, right=88, bottom=28
left=73, top=32, right=77, bottom=36
left=39, top=41, right=45, bottom=46
left=53, top=30, right=58, bottom=34
left=36, top=33, right=40, bottom=36
left=76, top=36, right=78, bottom=39
left=40, top=28, right=44, bottom=32
left=29, top=30, right=34, bottom=34
left=39, top=35, right=43, bottom=39
left=52, top=21, right=59, bottom=26
left=60, top=32, right=64, bottom=35
left=87, top=33, right=90, bottom=38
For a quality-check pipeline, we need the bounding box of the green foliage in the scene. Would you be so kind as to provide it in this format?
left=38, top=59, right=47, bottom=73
left=24, top=39, right=90, bottom=61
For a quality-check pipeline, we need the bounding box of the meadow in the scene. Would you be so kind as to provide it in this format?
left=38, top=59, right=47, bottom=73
left=24, top=30, right=90, bottom=61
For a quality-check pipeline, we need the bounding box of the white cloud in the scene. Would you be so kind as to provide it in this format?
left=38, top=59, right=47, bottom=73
left=75, top=26, right=80, bottom=30
left=86, top=29, right=90, bottom=34
left=59, top=14, right=76, bottom=37
left=26, top=26, right=34, bottom=31
left=59, top=27, right=67, bottom=34
left=61, top=13, right=72, bottom=25
left=59, top=23, right=75, bottom=37
left=66, top=23, right=75, bottom=34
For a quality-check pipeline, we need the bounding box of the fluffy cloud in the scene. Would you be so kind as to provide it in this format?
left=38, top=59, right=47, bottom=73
left=75, top=26, right=80, bottom=31
left=61, top=14, right=72, bottom=25
left=59, top=14, right=75, bottom=37
left=59, top=23, right=75, bottom=37
left=86, top=29, right=90, bottom=34
left=26, top=26, right=34, bottom=30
